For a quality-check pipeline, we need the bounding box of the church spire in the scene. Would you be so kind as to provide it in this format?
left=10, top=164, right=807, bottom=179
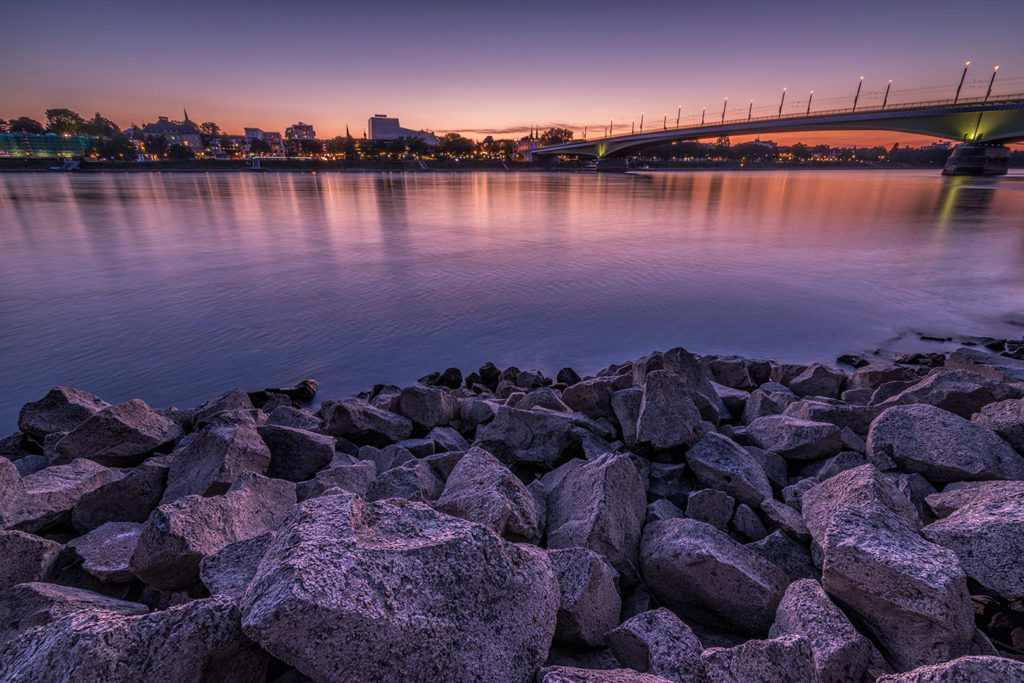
left=183, top=107, right=191, bottom=123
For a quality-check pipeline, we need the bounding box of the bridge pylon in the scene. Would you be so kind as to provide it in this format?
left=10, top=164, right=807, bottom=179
left=942, top=143, right=1010, bottom=176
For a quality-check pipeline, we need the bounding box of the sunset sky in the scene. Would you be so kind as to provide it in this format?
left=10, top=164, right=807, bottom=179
left=3, top=0, right=1024, bottom=146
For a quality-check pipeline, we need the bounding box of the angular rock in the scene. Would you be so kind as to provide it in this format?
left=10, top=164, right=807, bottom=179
left=875, top=655, right=1024, bottom=682
left=784, top=399, right=879, bottom=435
left=300, top=459, right=377, bottom=500
left=14, top=458, right=112, bottom=533
left=320, top=397, right=412, bottom=446
left=130, top=473, right=295, bottom=590
left=647, top=498, right=685, bottom=524
left=67, top=521, right=143, bottom=582
left=877, top=369, right=1020, bottom=419
left=713, top=382, right=750, bottom=419
left=731, top=503, right=768, bottom=542
left=17, top=386, right=109, bottom=441
left=747, top=529, right=818, bottom=581
left=474, top=405, right=583, bottom=472
left=52, top=399, right=181, bottom=467
left=396, top=385, right=458, bottom=430
left=685, top=432, right=773, bottom=508
left=0, top=530, right=61, bottom=589
left=0, top=457, right=26, bottom=528
left=0, top=595, right=268, bottom=682
left=562, top=378, right=616, bottom=420
left=240, top=492, right=559, bottom=682
left=925, top=480, right=1024, bottom=518
left=538, top=667, right=674, bottom=683
left=547, top=453, right=646, bottom=586
left=742, top=382, right=798, bottom=424
left=200, top=532, right=275, bottom=599
left=801, top=464, right=974, bottom=670
left=635, top=370, right=712, bottom=454
left=606, top=608, right=704, bottom=682
left=782, top=478, right=818, bottom=512
left=426, top=425, right=469, bottom=452
left=71, top=457, right=169, bottom=533
left=257, top=424, right=335, bottom=482
left=946, top=346, right=1024, bottom=383
left=434, top=446, right=539, bottom=540
left=192, top=388, right=254, bottom=429
left=548, top=547, right=621, bottom=646
left=867, top=404, right=1024, bottom=483
left=162, top=418, right=272, bottom=503
left=612, top=387, right=643, bottom=449
left=851, top=362, right=916, bottom=390
left=790, top=363, right=846, bottom=398
left=770, top=363, right=808, bottom=386
left=745, top=415, right=842, bottom=461
left=761, top=499, right=810, bottom=542
left=367, top=458, right=444, bottom=502
left=971, top=397, right=1024, bottom=452
left=706, top=355, right=756, bottom=390
left=263, top=405, right=321, bottom=431
left=0, top=582, right=148, bottom=645
left=685, top=489, right=734, bottom=531
left=640, top=517, right=789, bottom=634
left=701, top=634, right=818, bottom=683
left=770, top=579, right=874, bottom=682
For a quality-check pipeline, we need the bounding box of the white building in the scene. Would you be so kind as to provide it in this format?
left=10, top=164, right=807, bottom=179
left=368, top=115, right=437, bottom=146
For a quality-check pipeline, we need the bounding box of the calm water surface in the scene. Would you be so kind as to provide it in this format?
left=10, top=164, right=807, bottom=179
left=2, top=170, right=1024, bottom=429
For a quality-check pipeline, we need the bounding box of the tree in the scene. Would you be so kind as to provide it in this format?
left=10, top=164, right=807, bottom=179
left=45, top=108, right=85, bottom=135
left=144, top=135, right=168, bottom=155
left=298, top=139, right=323, bottom=156
left=8, top=116, right=44, bottom=134
left=83, top=113, right=119, bottom=138
left=166, top=144, right=195, bottom=160
left=199, top=122, right=220, bottom=137
left=101, top=134, right=137, bottom=159
left=435, top=132, right=474, bottom=157
left=540, top=127, right=573, bottom=145
left=249, top=139, right=271, bottom=155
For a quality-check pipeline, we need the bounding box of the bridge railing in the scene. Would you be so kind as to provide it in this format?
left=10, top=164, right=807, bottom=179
left=541, top=92, right=1024, bottom=148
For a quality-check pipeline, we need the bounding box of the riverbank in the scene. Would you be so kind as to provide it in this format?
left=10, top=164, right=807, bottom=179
left=2, top=341, right=1024, bottom=680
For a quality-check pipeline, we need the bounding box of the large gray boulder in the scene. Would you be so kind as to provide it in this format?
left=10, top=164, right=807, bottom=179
left=742, top=382, right=798, bottom=424
left=922, top=486, right=1024, bottom=600
left=162, top=417, right=272, bottom=503
left=300, top=460, right=377, bottom=500
left=367, top=458, right=444, bottom=502
left=612, top=387, right=643, bottom=449
left=924, top=480, right=1024, bottom=518
left=701, top=634, right=818, bottom=683
left=257, top=424, right=335, bottom=482
left=0, top=457, right=26, bottom=528
left=747, top=530, right=819, bottom=582
left=947, top=346, right=1024, bottom=382
left=0, top=530, right=62, bottom=589
left=876, top=368, right=1020, bottom=418
left=640, top=517, right=789, bottom=634
left=200, top=532, right=275, bottom=600
left=0, top=582, right=148, bottom=645
left=770, top=579, right=874, bottom=682
left=546, top=453, right=647, bottom=586
left=783, top=399, right=880, bottom=435
left=66, top=521, right=143, bottom=583
left=562, top=378, right=616, bottom=420
left=635, top=370, right=712, bottom=454
left=538, top=667, right=674, bottom=683
left=240, top=492, right=559, bottom=682
left=13, top=458, right=112, bottom=533
left=434, top=446, right=539, bottom=541
left=474, top=405, right=584, bottom=471
left=191, top=389, right=254, bottom=429
left=71, top=457, right=169, bottom=533
left=0, top=595, right=268, bottom=683
left=130, top=473, right=295, bottom=590
left=548, top=547, right=621, bottom=647
left=801, top=464, right=974, bottom=670
left=851, top=363, right=916, bottom=390
left=320, top=397, right=413, bottom=446
left=395, top=385, right=458, bottom=430
left=745, top=415, right=842, bottom=461
left=867, top=404, right=1024, bottom=483
left=52, top=399, right=181, bottom=467
left=606, top=608, right=704, bottom=683
left=789, top=363, right=846, bottom=398
left=685, top=432, right=773, bottom=508
left=875, top=655, right=1024, bottom=682
left=971, top=397, right=1024, bottom=452
left=17, top=386, right=109, bottom=441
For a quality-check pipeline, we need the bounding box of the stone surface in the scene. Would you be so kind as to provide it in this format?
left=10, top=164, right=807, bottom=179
left=635, top=370, right=712, bottom=454
left=867, top=404, right=1024, bottom=483
left=162, top=418, right=272, bottom=503
left=200, top=532, right=275, bottom=599
left=731, top=503, right=768, bottom=542
left=263, top=405, right=321, bottom=431
left=801, top=464, right=975, bottom=670
left=784, top=399, right=879, bottom=435
left=546, top=452, right=647, bottom=586
left=0, top=595, right=268, bottom=682
left=685, top=489, right=734, bottom=531
left=685, top=432, right=773, bottom=508
left=745, top=415, right=842, bottom=461
left=0, top=457, right=26, bottom=528
left=612, top=387, right=643, bottom=449
left=925, top=480, right=1024, bottom=518
left=14, top=458, right=113, bottom=533
left=562, top=378, right=616, bottom=420
left=52, top=399, right=181, bottom=467
left=971, top=397, right=1024, bottom=452
left=67, top=521, right=143, bottom=582
left=640, top=517, right=789, bottom=634
left=770, top=579, right=874, bottom=683
left=548, top=547, right=621, bottom=647
left=396, top=385, right=458, bottom=430
left=877, top=369, right=1020, bottom=419
left=947, top=347, right=1024, bottom=383
left=606, top=608, right=704, bottom=683
left=742, top=382, right=798, bottom=424
left=367, top=458, right=444, bottom=502
left=789, top=363, right=846, bottom=398
left=320, top=397, right=413, bottom=446
left=434, top=446, right=539, bottom=540
left=17, top=386, right=109, bottom=441
left=538, top=667, right=674, bottom=683
left=747, top=530, right=819, bottom=581
left=761, top=498, right=810, bottom=542
left=0, top=530, right=62, bottom=589
left=0, top=582, right=148, bottom=646
left=301, top=459, right=377, bottom=500
left=71, top=457, right=168, bottom=533
left=474, top=405, right=583, bottom=472
left=257, top=424, right=335, bottom=482
left=240, top=492, right=559, bottom=682
left=851, top=363, right=916, bottom=390
left=192, top=388, right=255, bottom=429
left=701, top=634, right=818, bottom=683
left=426, top=425, right=469, bottom=452
left=875, top=655, right=1024, bottom=682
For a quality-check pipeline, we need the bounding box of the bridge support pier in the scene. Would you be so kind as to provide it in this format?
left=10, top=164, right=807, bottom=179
left=596, top=157, right=629, bottom=173
left=942, top=143, right=1010, bottom=176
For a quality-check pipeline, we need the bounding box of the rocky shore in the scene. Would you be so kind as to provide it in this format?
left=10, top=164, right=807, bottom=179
left=2, top=343, right=1024, bottom=682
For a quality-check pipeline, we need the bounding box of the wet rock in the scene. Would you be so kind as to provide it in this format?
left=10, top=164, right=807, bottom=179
left=770, top=579, right=874, bottom=682
left=257, top=424, right=335, bottom=482
left=876, top=369, right=1020, bottom=419
left=971, top=397, right=1024, bottom=452
left=563, top=378, right=616, bottom=420
left=67, top=521, right=143, bottom=582
left=685, top=432, right=773, bottom=508
left=52, top=399, right=181, bottom=467
left=745, top=415, right=842, bottom=461
left=0, top=530, right=61, bottom=589
left=635, top=370, right=712, bottom=455
left=548, top=547, right=621, bottom=647
left=162, top=417, right=272, bottom=503
left=701, top=634, right=817, bottom=683
left=685, top=489, right=734, bottom=531
left=547, top=453, right=646, bottom=586
left=0, top=582, right=148, bottom=645
left=0, top=594, right=268, bottom=682
left=434, top=446, right=539, bottom=540
left=71, top=457, right=169, bottom=533
left=367, top=458, right=444, bottom=502
left=790, top=363, right=846, bottom=398
left=538, top=667, right=674, bottom=682
left=14, top=458, right=112, bottom=533
left=747, top=530, right=819, bottom=581
left=867, top=404, right=1024, bottom=483
left=320, top=397, right=413, bottom=446
left=17, top=386, right=109, bottom=441
left=396, top=385, right=458, bottom=430
left=640, top=517, right=788, bottom=634
left=240, top=492, right=559, bottom=682
left=192, top=389, right=254, bottom=429
left=263, top=405, right=321, bottom=431
left=130, top=473, right=295, bottom=590
left=876, top=655, right=1024, bottom=682
left=761, top=499, right=810, bottom=542
left=200, top=532, right=275, bottom=599
left=801, top=464, right=974, bottom=670
left=606, top=608, right=704, bottom=682
left=474, top=405, right=582, bottom=472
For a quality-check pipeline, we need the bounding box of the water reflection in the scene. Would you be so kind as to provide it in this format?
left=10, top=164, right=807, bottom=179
left=1, top=170, right=1023, bottom=428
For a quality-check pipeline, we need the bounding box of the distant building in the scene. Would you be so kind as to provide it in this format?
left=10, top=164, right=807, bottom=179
left=246, top=128, right=284, bottom=154
left=368, top=115, right=437, bottom=146
left=0, top=132, right=97, bottom=158
left=141, top=116, right=201, bottom=150
left=285, top=122, right=316, bottom=140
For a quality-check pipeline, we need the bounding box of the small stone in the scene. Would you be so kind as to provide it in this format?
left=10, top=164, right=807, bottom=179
left=731, top=503, right=768, bottom=542
left=606, top=608, right=704, bottom=682
left=685, top=489, right=735, bottom=531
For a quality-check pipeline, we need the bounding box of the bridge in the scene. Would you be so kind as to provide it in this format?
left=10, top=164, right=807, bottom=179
left=530, top=84, right=1024, bottom=175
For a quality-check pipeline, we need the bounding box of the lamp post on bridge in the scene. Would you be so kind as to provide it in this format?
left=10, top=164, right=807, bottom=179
left=954, top=61, right=970, bottom=103
left=778, top=88, right=786, bottom=118
left=806, top=91, right=813, bottom=115
left=748, top=100, right=753, bottom=121
left=701, top=107, right=706, bottom=126
left=852, top=76, right=864, bottom=112
left=639, top=113, right=643, bottom=132
left=676, top=106, right=681, bottom=127
left=721, top=98, right=728, bottom=124
left=882, top=80, right=892, bottom=109
left=985, top=66, right=999, bottom=102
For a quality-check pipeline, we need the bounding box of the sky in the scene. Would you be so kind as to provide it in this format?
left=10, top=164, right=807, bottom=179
left=3, top=0, right=1024, bottom=147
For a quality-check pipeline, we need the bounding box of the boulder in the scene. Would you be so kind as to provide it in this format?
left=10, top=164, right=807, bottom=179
left=300, top=460, right=377, bottom=500
left=257, top=424, right=335, bottom=482
left=867, top=404, right=1024, bottom=483
left=770, top=363, right=808, bottom=386
left=263, top=405, right=321, bottom=431
left=367, top=458, right=444, bottom=502
left=71, top=457, right=169, bottom=533
left=396, top=386, right=458, bottom=430
left=52, top=399, right=181, bottom=467
left=685, top=489, right=734, bottom=531
left=742, top=382, right=798, bottom=424
left=731, top=503, right=768, bottom=542
left=801, top=464, right=974, bottom=670
left=548, top=547, right=621, bottom=646
left=747, top=530, right=819, bottom=581
left=0, top=582, right=148, bottom=645
left=971, top=397, right=1024, bottom=452
left=130, top=473, right=295, bottom=590
left=876, top=369, right=1020, bottom=419
left=562, top=378, right=617, bottom=420
left=789, top=363, right=846, bottom=398
left=635, top=370, right=712, bottom=455
left=538, top=667, right=674, bottom=682
left=191, top=389, right=254, bottom=429
left=701, top=634, right=818, bottom=683
left=161, top=418, right=272, bottom=503
left=612, top=387, right=643, bottom=449
left=200, top=532, right=275, bottom=599
left=546, top=453, right=646, bottom=586
left=713, top=382, right=750, bottom=419
left=851, top=363, right=916, bottom=390
left=647, top=498, right=685, bottom=524
left=0, top=530, right=62, bottom=589
left=426, top=425, right=469, bottom=452
left=240, top=492, right=559, bottom=682
left=705, top=355, right=756, bottom=390
left=0, top=457, right=26, bottom=528
left=924, top=480, right=1024, bottom=518
left=434, top=446, right=539, bottom=541
left=13, top=458, right=112, bottom=533
left=474, top=405, right=583, bottom=472
left=744, top=415, right=842, bottom=461
left=685, top=432, right=773, bottom=508
left=0, top=595, right=268, bottom=682
left=606, top=608, right=704, bottom=682
left=783, top=399, right=879, bottom=435
left=770, top=579, right=874, bottom=682
left=320, top=397, right=412, bottom=446
left=17, top=386, right=109, bottom=441
left=640, top=518, right=789, bottom=634
left=66, top=521, right=143, bottom=582
left=761, top=499, right=810, bottom=542
left=875, top=655, right=1024, bottom=682
left=946, top=346, right=1024, bottom=383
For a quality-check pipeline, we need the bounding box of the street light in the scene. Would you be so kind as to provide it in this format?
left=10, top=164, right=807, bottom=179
left=778, top=88, right=786, bottom=118
left=985, top=66, right=999, bottom=102
left=701, top=107, right=706, bottom=126
left=676, top=106, right=681, bottom=127
left=954, top=61, right=970, bottom=103
left=882, top=80, right=892, bottom=109
left=748, top=100, right=753, bottom=121
left=721, top=98, right=728, bottom=124
left=852, top=76, right=864, bottom=111
left=806, top=90, right=814, bottom=115
left=639, top=113, right=644, bottom=132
